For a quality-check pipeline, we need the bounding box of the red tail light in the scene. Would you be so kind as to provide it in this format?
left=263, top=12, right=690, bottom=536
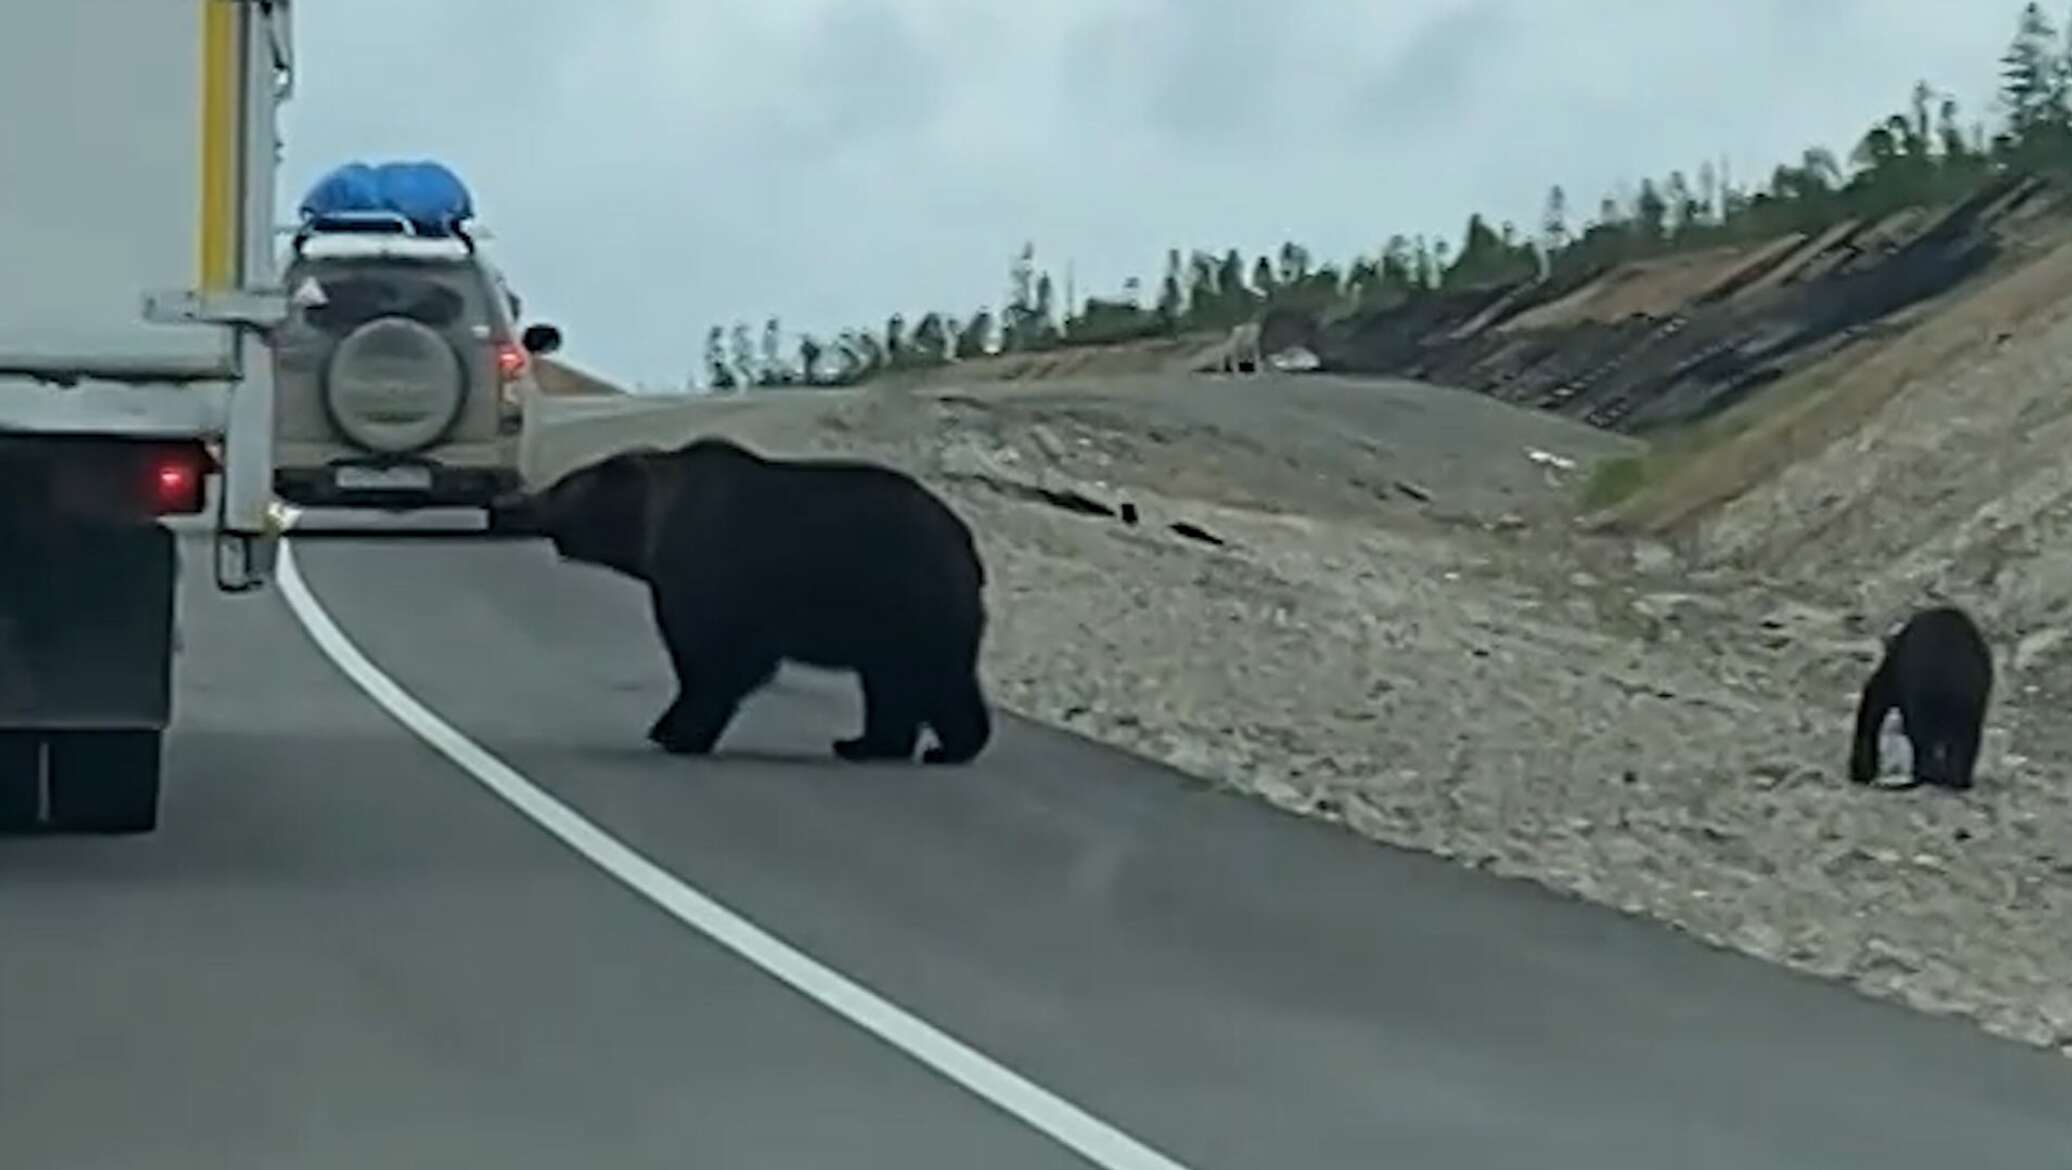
left=495, top=340, right=528, bottom=381
left=146, top=444, right=209, bottom=516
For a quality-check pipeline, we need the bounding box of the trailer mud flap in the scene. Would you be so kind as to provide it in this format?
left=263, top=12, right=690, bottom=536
left=0, top=521, right=175, bottom=728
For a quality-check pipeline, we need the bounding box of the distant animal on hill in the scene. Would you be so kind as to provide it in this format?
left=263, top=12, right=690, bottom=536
left=1220, top=321, right=1262, bottom=374
left=493, top=437, right=993, bottom=765
left=1848, top=604, right=1993, bottom=790
left=1257, top=305, right=1325, bottom=366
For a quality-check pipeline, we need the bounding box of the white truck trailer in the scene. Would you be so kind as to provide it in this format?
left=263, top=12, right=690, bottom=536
left=0, top=0, right=295, bottom=834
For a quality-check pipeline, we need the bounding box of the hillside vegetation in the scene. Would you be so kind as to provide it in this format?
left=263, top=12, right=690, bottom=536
left=698, top=3, right=2072, bottom=405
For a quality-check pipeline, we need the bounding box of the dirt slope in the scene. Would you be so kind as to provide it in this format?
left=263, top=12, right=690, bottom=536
left=528, top=338, right=2072, bottom=1058
left=1316, top=175, right=2065, bottom=434
left=532, top=355, right=625, bottom=397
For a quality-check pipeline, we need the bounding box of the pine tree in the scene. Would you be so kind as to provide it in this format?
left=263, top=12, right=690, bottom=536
left=1906, top=81, right=1934, bottom=155
left=728, top=322, right=756, bottom=387
left=1251, top=255, right=1277, bottom=300
left=759, top=317, right=785, bottom=386
left=1156, top=250, right=1185, bottom=328
left=957, top=308, right=994, bottom=358
left=1276, top=241, right=1311, bottom=285
left=1444, top=213, right=1509, bottom=288
left=1998, top=3, right=2070, bottom=165
left=912, top=312, right=949, bottom=364
left=798, top=334, right=823, bottom=385
left=1033, top=273, right=1057, bottom=345
left=1003, top=243, right=1038, bottom=350
left=704, top=325, right=736, bottom=391
left=1633, top=178, right=1669, bottom=246
left=1216, top=250, right=1249, bottom=320
left=1938, top=95, right=1971, bottom=159
left=1664, top=172, right=1701, bottom=240
left=1379, top=235, right=1415, bottom=293
left=884, top=312, right=907, bottom=365
left=1540, top=185, right=1570, bottom=253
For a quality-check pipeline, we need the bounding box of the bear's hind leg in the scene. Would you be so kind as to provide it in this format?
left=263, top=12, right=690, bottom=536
left=834, top=666, right=923, bottom=762
left=647, top=697, right=688, bottom=749
left=1908, top=694, right=1986, bottom=791
left=922, top=669, right=992, bottom=765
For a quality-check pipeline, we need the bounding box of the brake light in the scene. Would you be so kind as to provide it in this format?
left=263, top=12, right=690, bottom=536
left=496, top=340, right=528, bottom=381
left=147, top=446, right=208, bottom=516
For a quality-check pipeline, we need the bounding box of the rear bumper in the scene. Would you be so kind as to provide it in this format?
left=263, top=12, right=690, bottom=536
left=274, top=461, right=522, bottom=510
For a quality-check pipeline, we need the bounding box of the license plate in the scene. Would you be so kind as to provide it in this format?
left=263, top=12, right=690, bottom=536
left=334, top=464, right=433, bottom=491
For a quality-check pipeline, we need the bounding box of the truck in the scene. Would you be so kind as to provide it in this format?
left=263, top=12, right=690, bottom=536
left=0, top=0, right=296, bottom=835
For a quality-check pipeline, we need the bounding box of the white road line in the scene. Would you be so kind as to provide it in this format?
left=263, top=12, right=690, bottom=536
left=271, top=518, right=1195, bottom=1170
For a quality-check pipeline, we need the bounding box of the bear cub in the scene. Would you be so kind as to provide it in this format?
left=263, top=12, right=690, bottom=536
left=1849, top=604, right=1992, bottom=791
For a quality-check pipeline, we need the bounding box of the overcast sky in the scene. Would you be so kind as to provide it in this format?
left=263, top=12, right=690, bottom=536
left=277, top=1, right=2017, bottom=390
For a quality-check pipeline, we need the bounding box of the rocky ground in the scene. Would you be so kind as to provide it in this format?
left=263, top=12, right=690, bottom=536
left=530, top=270, right=2072, bottom=1057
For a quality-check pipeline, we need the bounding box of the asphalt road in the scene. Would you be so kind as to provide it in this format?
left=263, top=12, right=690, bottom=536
left=2, top=518, right=2069, bottom=1169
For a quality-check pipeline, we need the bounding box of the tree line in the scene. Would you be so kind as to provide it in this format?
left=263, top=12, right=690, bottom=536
left=703, top=2, right=2072, bottom=391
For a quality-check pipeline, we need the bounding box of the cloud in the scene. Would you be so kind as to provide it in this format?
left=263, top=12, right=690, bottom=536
left=1343, top=0, right=1513, bottom=139
left=277, top=0, right=2024, bottom=389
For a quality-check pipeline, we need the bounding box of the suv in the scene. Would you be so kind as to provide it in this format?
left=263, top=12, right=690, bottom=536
left=269, top=216, right=562, bottom=515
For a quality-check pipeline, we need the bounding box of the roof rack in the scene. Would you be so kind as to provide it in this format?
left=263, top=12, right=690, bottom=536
left=286, top=211, right=479, bottom=257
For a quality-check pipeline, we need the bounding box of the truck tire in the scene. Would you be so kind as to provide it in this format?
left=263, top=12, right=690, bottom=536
left=0, top=732, right=40, bottom=833
left=46, top=729, right=163, bottom=834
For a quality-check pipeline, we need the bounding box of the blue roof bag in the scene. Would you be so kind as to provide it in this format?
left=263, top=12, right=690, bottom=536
left=299, top=160, right=476, bottom=235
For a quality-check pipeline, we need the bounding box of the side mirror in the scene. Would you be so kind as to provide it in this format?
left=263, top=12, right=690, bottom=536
left=521, top=323, right=563, bottom=355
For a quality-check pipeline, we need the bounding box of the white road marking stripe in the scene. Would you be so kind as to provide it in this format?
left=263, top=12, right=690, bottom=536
left=271, top=513, right=1195, bottom=1170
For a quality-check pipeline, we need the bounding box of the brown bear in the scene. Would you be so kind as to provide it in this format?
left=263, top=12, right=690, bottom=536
left=496, top=436, right=992, bottom=765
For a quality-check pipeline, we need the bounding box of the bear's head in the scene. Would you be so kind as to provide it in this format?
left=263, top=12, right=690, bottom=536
left=495, top=449, right=658, bottom=580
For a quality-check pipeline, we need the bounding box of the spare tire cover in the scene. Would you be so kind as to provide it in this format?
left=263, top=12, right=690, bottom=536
left=321, top=316, right=467, bottom=453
